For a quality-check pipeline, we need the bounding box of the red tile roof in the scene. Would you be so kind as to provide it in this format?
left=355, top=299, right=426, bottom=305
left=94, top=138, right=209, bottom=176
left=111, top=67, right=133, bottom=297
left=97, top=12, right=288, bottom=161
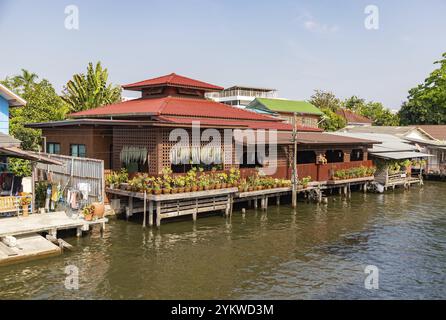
left=156, top=116, right=322, bottom=132
left=122, top=73, right=224, bottom=92
left=71, top=97, right=281, bottom=121
left=69, top=96, right=323, bottom=132
left=336, top=108, right=372, bottom=124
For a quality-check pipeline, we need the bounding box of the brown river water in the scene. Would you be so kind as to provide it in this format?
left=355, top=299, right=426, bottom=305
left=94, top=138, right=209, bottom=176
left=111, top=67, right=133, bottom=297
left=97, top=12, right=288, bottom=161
left=1, top=182, right=446, bottom=299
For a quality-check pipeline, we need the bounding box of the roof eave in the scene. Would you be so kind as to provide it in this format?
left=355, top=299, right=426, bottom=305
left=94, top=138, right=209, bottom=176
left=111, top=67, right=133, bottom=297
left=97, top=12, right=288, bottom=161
left=0, top=83, right=27, bottom=107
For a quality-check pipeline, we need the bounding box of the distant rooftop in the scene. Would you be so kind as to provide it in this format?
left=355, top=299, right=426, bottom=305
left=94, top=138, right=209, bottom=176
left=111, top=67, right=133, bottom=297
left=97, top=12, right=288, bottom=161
left=224, top=85, right=276, bottom=92
left=336, top=109, right=372, bottom=124
left=247, top=98, right=324, bottom=116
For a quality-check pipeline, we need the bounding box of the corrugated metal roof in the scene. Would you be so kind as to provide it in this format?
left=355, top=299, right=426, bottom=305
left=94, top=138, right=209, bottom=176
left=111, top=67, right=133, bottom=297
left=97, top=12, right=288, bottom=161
left=331, top=132, right=417, bottom=153
left=0, top=147, right=63, bottom=165
left=339, top=125, right=418, bottom=136
left=0, top=132, right=21, bottom=147
left=416, top=125, right=446, bottom=141
left=372, top=151, right=433, bottom=160
left=238, top=132, right=378, bottom=145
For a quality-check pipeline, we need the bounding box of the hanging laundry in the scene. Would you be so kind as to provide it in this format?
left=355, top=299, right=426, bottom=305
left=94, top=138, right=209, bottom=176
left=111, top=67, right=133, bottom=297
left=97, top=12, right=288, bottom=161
left=78, top=183, right=91, bottom=200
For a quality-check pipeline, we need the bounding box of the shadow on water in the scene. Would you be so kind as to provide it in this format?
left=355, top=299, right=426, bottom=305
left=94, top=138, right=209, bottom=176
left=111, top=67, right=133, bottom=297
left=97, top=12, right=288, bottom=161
left=1, top=182, right=446, bottom=299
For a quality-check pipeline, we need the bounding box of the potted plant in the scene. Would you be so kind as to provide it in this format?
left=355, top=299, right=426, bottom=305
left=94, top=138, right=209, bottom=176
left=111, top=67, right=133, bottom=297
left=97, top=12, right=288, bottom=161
left=153, top=183, right=162, bottom=195
left=177, top=176, right=186, bottom=193
left=21, top=197, right=31, bottom=217
left=91, top=202, right=105, bottom=218
left=82, top=205, right=94, bottom=221
left=162, top=184, right=172, bottom=194
left=301, top=176, right=312, bottom=189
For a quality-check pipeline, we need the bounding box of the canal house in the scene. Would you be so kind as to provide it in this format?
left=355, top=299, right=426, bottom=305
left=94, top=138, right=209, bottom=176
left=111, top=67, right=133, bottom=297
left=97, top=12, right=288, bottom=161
left=338, top=126, right=446, bottom=178
left=27, top=73, right=378, bottom=184
left=333, top=131, right=432, bottom=189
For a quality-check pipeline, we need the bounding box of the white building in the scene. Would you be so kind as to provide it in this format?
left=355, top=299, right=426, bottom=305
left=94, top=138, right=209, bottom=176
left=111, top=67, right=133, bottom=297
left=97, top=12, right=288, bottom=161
left=206, top=85, right=277, bottom=109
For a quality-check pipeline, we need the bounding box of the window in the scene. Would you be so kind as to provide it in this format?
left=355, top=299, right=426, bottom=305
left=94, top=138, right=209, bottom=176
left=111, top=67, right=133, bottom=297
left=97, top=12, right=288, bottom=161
left=325, top=150, right=344, bottom=163
left=297, top=151, right=316, bottom=164
left=351, top=149, right=364, bottom=161
left=70, top=144, right=86, bottom=158
left=47, top=143, right=60, bottom=154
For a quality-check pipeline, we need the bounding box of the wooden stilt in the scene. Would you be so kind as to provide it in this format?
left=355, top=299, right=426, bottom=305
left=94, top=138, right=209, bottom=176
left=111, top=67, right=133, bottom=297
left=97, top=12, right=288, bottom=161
left=142, top=192, right=147, bottom=228
left=148, top=201, right=154, bottom=227
left=127, top=196, right=133, bottom=220
left=156, top=202, right=161, bottom=227
left=276, top=195, right=280, bottom=206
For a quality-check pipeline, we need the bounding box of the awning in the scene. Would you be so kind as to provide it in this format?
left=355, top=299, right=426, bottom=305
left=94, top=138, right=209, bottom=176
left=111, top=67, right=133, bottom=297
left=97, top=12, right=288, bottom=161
left=0, top=147, right=63, bottom=165
left=371, top=151, right=433, bottom=160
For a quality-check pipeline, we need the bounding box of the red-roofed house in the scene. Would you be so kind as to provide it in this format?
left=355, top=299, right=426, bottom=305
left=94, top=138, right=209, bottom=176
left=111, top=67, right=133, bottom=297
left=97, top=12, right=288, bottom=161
left=336, top=108, right=372, bottom=127
left=27, top=73, right=376, bottom=180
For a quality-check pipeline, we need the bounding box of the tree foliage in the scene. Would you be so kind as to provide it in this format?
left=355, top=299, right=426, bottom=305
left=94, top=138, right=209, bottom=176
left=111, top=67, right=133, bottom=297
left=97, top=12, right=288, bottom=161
left=343, top=96, right=399, bottom=126
left=399, top=52, right=446, bottom=125
left=309, top=90, right=346, bottom=131
left=62, top=62, right=121, bottom=112
left=1, top=71, right=68, bottom=151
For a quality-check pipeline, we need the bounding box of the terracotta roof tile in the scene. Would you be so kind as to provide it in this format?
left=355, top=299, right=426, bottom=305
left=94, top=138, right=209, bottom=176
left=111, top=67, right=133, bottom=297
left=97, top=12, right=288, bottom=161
left=336, top=108, right=372, bottom=124
left=122, top=73, right=223, bottom=91
left=70, top=96, right=286, bottom=122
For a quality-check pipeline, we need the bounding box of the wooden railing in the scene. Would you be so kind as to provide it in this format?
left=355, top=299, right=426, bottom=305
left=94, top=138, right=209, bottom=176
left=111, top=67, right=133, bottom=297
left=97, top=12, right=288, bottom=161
left=297, top=160, right=373, bottom=181
left=113, top=160, right=374, bottom=183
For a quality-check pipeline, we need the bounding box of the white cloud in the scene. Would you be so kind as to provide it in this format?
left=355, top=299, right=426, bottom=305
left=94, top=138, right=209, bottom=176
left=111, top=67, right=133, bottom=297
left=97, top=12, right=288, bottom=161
left=296, top=12, right=339, bottom=34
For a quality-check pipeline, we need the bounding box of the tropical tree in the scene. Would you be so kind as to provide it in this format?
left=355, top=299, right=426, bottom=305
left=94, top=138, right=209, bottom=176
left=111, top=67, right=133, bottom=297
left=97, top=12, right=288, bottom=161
left=309, top=90, right=346, bottom=131
left=1, top=75, right=68, bottom=151
left=343, top=96, right=399, bottom=126
left=399, top=52, right=446, bottom=125
left=16, top=69, right=38, bottom=91
left=309, top=90, right=341, bottom=112
left=63, top=62, right=121, bottom=112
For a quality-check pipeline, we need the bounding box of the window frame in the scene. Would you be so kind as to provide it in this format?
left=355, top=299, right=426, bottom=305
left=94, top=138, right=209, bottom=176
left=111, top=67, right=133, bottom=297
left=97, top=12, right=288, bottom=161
left=47, top=142, right=61, bottom=155
left=70, top=144, right=87, bottom=158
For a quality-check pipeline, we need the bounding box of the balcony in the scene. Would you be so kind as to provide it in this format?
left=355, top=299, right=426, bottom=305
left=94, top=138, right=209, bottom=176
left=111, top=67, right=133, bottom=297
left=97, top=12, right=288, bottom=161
left=297, top=160, right=374, bottom=182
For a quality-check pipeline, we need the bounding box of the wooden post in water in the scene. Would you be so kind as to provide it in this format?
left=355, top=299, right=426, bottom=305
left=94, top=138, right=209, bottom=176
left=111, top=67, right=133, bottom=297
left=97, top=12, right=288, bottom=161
left=148, top=201, right=154, bottom=227
left=292, top=112, right=298, bottom=208
left=142, top=191, right=147, bottom=228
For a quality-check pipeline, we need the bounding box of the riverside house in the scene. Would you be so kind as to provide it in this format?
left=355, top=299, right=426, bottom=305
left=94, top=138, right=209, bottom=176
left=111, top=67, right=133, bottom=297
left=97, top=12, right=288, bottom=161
left=338, top=126, right=446, bottom=177
left=26, top=73, right=377, bottom=182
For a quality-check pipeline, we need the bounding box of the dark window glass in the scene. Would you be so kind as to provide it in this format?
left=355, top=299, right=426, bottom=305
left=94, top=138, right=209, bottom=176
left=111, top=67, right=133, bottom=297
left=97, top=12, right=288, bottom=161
left=47, top=143, right=61, bottom=154
left=70, top=144, right=86, bottom=158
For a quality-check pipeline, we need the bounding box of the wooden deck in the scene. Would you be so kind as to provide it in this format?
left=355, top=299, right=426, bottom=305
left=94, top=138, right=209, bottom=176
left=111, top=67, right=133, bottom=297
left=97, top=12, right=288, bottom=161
left=0, top=234, right=62, bottom=266
left=0, top=211, right=108, bottom=238
left=326, top=176, right=374, bottom=185
left=106, top=187, right=238, bottom=227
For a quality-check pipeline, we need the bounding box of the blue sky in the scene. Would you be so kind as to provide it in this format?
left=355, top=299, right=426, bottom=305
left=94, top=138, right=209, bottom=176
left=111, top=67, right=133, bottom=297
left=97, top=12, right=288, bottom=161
left=1, top=0, right=445, bottom=110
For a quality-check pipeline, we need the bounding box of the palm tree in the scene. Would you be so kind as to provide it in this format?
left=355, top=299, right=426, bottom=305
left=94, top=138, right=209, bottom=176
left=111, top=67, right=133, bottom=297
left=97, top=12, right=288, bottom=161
left=17, top=69, right=38, bottom=89
left=63, top=62, right=121, bottom=112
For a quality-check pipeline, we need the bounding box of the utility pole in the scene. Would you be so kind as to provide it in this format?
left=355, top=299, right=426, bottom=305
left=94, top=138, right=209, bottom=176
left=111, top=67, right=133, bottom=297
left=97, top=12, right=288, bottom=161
left=292, top=112, right=298, bottom=208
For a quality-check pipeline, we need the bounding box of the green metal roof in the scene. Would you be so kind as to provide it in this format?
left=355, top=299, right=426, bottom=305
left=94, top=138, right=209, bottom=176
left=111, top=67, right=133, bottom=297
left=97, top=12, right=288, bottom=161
left=248, top=98, right=324, bottom=116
